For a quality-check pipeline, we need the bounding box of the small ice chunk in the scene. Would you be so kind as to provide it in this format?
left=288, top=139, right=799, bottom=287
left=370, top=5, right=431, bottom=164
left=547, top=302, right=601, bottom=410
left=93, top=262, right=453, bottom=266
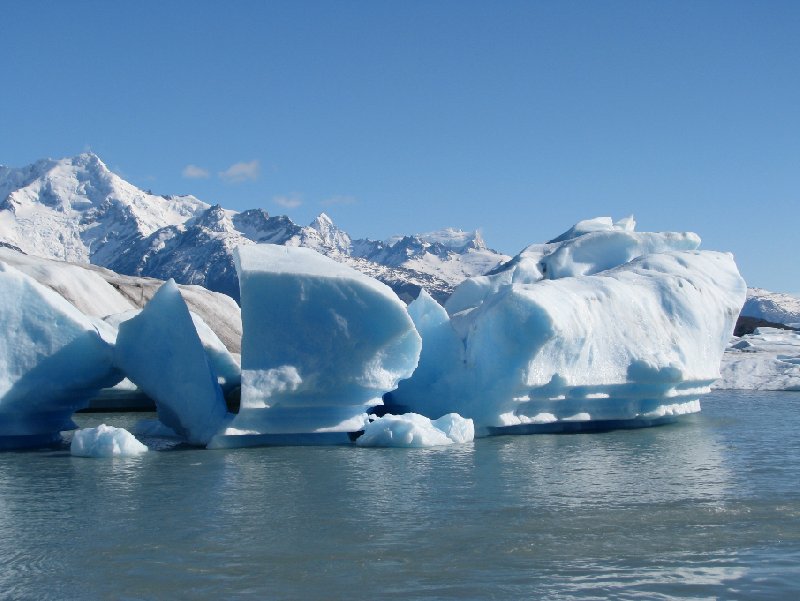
left=357, top=413, right=474, bottom=448
left=70, top=424, right=148, bottom=457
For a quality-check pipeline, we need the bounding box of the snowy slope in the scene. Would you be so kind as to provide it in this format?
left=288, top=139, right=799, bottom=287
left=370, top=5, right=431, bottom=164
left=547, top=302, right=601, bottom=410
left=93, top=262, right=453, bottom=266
left=741, top=288, right=800, bottom=327
left=0, top=154, right=508, bottom=302
left=0, top=153, right=208, bottom=264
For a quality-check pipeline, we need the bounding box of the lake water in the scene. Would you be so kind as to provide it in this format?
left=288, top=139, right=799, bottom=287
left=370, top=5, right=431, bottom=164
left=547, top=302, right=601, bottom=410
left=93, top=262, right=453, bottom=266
left=1, top=390, right=799, bottom=600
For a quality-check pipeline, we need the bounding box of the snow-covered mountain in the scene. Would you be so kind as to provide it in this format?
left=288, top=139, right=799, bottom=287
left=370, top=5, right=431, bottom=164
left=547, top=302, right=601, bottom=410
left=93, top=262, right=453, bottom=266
left=740, top=288, right=800, bottom=328
left=0, top=154, right=509, bottom=302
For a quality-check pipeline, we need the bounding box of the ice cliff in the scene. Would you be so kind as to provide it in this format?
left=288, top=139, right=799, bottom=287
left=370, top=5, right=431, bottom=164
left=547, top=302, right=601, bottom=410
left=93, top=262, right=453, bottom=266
left=207, top=245, right=422, bottom=448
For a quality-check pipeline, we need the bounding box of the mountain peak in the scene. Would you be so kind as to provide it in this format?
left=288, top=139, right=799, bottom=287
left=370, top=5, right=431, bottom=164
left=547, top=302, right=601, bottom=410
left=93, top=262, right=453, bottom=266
left=307, top=212, right=351, bottom=253
left=311, top=212, right=334, bottom=228
left=71, top=151, right=108, bottom=171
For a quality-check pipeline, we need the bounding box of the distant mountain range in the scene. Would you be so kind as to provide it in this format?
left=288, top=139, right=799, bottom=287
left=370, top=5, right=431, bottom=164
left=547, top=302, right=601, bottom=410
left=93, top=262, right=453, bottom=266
left=0, top=153, right=509, bottom=302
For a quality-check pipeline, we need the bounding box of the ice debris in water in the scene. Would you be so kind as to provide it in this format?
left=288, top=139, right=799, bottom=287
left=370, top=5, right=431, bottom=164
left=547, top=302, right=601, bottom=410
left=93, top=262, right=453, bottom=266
left=356, top=413, right=474, bottom=448
left=70, top=424, right=148, bottom=458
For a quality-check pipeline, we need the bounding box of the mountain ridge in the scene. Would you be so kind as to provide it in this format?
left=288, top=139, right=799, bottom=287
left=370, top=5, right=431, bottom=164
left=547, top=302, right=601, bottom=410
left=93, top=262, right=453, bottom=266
left=0, top=153, right=509, bottom=302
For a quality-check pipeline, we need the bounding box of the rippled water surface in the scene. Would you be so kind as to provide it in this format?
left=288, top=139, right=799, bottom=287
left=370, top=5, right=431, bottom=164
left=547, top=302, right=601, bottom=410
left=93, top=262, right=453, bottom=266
left=1, top=390, right=799, bottom=600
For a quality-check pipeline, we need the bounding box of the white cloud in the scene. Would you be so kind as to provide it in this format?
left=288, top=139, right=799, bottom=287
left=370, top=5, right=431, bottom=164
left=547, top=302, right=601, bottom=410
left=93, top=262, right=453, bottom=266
left=273, top=194, right=303, bottom=209
left=320, top=195, right=357, bottom=207
left=182, top=164, right=210, bottom=179
left=219, top=160, right=260, bottom=183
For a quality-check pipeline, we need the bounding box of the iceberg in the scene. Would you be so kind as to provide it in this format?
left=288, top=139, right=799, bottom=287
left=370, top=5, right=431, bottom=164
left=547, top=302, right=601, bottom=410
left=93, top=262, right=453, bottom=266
left=445, top=215, right=701, bottom=327
left=0, top=262, right=120, bottom=449
left=114, top=280, right=229, bottom=446
left=391, top=218, right=746, bottom=434
left=208, top=245, right=421, bottom=448
left=356, top=413, right=475, bottom=448
left=105, top=309, right=241, bottom=393
left=70, top=424, right=149, bottom=457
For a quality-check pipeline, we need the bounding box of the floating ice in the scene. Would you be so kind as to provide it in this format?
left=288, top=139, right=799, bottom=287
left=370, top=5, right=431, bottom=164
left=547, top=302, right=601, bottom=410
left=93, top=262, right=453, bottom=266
left=208, top=245, right=421, bottom=448
left=114, top=279, right=229, bottom=446
left=356, top=413, right=474, bottom=447
left=717, top=327, right=800, bottom=391
left=70, top=424, right=149, bottom=457
left=391, top=219, right=746, bottom=434
left=0, top=262, right=120, bottom=449
left=445, top=216, right=701, bottom=331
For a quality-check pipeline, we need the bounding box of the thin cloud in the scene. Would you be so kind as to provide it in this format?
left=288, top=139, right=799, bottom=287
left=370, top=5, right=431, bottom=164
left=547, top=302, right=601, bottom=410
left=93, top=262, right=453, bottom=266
left=320, top=195, right=357, bottom=207
left=273, top=194, right=303, bottom=209
left=182, top=164, right=210, bottom=179
left=220, top=160, right=260, bottom=183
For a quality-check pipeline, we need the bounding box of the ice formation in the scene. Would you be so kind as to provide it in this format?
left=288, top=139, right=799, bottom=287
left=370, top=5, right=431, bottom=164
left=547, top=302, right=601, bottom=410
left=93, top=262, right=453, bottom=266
left=718, top=328, right=800, bottom=391
left=0, top=262, right=120, bottom=449
left=105, top=309, right=241, bottom=392
left=391, top=218, right=746, bottom=434
left=114, top=279, right=228, bottom=446
left=445, top=216, right=701, bottom=327
left=356, top=413, right=475, bottom=448
left=208, top=245, right=421, bottom=448
left=70, top=424, right=149, bottom=457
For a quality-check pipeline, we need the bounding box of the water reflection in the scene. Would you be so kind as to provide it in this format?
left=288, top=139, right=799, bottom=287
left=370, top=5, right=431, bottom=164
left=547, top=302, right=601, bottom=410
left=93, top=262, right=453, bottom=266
left=0, top=392, right=798, bottom=599
left=489, top=416, right=731, bottom=509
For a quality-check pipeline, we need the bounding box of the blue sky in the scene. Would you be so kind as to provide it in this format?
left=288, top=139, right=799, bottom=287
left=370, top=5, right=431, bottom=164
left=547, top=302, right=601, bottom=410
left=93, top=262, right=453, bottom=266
left=1, top=1, right=798, bottom=293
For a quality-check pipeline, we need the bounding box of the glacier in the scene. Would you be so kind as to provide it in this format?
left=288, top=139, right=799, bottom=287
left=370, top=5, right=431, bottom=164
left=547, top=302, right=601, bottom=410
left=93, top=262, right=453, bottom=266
left=208, top=245, right=422, bottom=448
left=0, top=262, right=120, bottom=449
left=390, top=218, right=746, bottom=434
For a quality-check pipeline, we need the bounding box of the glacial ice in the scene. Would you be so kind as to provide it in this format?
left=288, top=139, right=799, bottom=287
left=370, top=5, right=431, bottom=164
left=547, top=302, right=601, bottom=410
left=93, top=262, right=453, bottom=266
left=356, top=413, right=475, bottom=447
left=114, top=279, right=228, bottom=446
left=208, top=245, right=421, bottom=448
left=70, top=424, right=149, bottom=457
left=105, top=309, right=241, bottom=392
left=444, top=216, right=700, bottom=325
left=391, top=219, right=746, bottom=434
left=0, top=262, right=120, bottom=449
left=0, top=214, right=751, bottom=450
left=718, top=327, right=800, bottom=391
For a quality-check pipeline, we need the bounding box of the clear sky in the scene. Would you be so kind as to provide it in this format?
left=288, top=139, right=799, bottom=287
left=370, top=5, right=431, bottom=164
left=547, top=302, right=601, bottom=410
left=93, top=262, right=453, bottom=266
left=1, top=1, right=798, bottom=293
